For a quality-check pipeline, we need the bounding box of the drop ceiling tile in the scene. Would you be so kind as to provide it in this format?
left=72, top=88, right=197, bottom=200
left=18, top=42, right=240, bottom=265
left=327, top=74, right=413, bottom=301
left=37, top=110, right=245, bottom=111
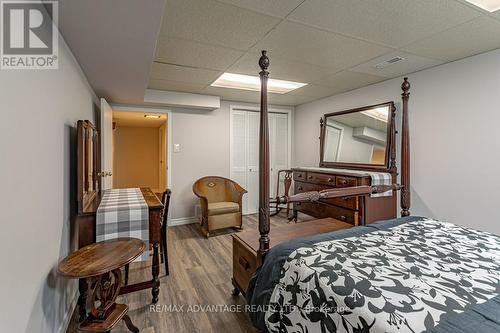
left=252, top=21, right=392, bottom=70
left=228, top=52, right=339, bottom=83
left=288, top=84, right=339, bottom=98
left=313, top=70, right=387, bottom=92
left=150, top=62, right=222, bottom=85
left=154, top=37, right=244, bottom=71
left=216, top=0, right=304, bottom=18
left=202, top=86, right=261, bottom=103
left=288, top=0, right=482, bottom=48
left=268, top=93, right=318, bottom=106
left=403, top=16, right=500, bottom=62
left=350, top=51, right=443, bottom=78
left=161, top=0, right=280, bottom=51
left=148, top=79, right=207, bottom=93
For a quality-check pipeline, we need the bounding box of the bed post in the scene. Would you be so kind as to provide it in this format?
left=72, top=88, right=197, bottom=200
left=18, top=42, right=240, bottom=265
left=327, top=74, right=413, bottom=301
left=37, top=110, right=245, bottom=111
left=401, top=78, right=411, bottom=217
left=258, top=50, right=270, bottom=260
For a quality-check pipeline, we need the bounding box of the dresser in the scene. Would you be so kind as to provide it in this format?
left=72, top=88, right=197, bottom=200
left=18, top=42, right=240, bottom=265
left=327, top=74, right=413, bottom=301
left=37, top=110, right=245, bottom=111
left=292, top=167, right=396, bottom=225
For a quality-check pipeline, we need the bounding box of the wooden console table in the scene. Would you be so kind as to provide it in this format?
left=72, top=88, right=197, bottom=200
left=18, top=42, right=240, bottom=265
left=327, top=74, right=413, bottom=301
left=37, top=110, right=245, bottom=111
left=58, top=238, right=144, bottom=332
left=232, top=218, right=352, bottom=296
left=75, top=187, right=163, bottom=321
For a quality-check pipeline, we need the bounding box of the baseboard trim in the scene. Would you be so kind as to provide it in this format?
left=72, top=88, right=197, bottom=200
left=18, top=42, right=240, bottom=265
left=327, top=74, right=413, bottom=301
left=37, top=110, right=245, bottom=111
left=170, top=216, right=198, bottom=226
left=57, top=290, right=78, bottom=333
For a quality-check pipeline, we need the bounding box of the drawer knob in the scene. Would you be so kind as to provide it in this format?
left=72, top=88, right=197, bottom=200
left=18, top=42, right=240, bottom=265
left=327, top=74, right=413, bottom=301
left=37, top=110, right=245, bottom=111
left=308, top=175, right=313, bottom=179
left=341, top=179, right=348, bottom=184
left=238, top=257, right=250, bottom=270
left=297, top=174, right=302, bottom=178
left=340, top=215, right=347, bottom=221
left=297, top=186, right=303, bottom=190
left=328, top=178, right=333, bottom=182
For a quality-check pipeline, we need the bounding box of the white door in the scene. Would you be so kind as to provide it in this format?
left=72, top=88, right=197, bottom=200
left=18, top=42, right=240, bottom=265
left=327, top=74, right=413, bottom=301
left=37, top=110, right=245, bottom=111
left=100, top=98, right=114, bottom=190
left=246, top=111, right=260, bottom=214
left=231, top=110, right=248, bottom=210
left=270, top=113, right=289, bottom=197
left=230, top=109, right=290, bottom=215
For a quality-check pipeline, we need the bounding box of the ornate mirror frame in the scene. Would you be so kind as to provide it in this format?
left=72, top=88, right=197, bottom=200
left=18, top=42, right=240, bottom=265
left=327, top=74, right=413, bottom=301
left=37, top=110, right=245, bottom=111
left=77, top=120, right=100, bottom=213
left=319, top=101, right=397, bottom=173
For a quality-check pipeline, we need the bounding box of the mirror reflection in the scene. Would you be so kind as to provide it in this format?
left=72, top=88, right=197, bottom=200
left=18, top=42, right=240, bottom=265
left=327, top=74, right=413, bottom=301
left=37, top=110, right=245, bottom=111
left=322, top=104, right=391, bottom=165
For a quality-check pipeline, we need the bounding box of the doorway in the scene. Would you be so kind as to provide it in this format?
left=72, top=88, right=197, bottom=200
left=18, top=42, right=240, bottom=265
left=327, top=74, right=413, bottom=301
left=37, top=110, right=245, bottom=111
left=111, top=109, right=171, bottom=194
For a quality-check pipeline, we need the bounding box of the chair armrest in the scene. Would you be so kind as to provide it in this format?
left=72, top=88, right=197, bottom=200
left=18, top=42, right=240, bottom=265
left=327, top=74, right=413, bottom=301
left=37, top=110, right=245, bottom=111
left=192, top=185, right=209, bottom=217
left=230, top=182, right=247, bottom=204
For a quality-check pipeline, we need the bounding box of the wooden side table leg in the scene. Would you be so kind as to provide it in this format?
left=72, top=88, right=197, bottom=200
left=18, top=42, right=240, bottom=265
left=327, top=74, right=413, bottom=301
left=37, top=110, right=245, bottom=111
left=78, top=278, right=88, bottom=322
left=151, top=242, right=160, bottom=303
left=122, top=314, right=140, bottom=333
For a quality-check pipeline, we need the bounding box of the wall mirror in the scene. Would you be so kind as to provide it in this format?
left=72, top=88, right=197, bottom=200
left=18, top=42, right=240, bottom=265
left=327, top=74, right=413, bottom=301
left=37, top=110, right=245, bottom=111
left=77, top=120, right=100, bottom=212
left=319, top=101, right=395, bottom=171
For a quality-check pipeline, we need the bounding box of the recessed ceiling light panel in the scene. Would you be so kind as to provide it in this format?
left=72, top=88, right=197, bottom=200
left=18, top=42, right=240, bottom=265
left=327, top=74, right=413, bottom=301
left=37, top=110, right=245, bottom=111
left=211, top=72, right=307, bottom=94
left=464, top=0, right=500, bottom=12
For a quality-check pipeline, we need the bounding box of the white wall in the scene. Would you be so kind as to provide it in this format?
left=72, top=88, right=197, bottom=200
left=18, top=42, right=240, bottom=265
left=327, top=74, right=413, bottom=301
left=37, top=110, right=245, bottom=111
left=169, top=101, right=293, bottom=220
left=0, top=41, right=97, bottom=332
left=295, top=48, right=500, bottom=235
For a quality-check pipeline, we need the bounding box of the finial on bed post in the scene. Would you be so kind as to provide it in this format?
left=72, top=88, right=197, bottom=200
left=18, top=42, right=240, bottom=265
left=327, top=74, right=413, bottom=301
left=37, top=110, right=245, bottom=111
left=258, top=50, right=270, bottom=260
left=401, top=77, right=411, bottom=217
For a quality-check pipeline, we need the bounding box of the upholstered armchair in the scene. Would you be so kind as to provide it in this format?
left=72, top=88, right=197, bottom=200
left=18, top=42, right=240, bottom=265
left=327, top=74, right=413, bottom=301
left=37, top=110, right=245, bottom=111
left=193, top=176, right=247, bottom=237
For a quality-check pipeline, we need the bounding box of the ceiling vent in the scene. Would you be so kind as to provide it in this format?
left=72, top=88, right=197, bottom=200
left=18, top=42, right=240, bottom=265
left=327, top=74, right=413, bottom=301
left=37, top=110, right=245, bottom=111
left=373, top=56, right=406, bottom=69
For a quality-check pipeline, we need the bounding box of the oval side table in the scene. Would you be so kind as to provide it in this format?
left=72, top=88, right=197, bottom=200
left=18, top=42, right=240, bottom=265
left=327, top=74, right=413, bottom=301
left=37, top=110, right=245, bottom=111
left=58, top=238, right=145, bottom=332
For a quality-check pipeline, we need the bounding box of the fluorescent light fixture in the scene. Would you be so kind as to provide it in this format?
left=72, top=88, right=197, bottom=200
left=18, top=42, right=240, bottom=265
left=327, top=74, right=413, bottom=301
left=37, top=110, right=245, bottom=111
left=144, top=115, right=161, bottom=119
left=361, top=107, right=389, bottom=122
left=464, top=0, right=500, bottom=12
left=211, top=72, right=307, bottom=94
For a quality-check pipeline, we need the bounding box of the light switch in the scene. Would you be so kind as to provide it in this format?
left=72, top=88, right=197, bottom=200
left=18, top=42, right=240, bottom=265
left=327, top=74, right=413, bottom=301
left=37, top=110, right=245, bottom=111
left=173, top=143, right=181, bottom=153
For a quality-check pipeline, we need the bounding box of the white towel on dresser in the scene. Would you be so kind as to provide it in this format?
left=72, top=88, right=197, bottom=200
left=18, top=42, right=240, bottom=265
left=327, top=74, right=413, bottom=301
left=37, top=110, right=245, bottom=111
left=96, top=188, right=149, bottom=261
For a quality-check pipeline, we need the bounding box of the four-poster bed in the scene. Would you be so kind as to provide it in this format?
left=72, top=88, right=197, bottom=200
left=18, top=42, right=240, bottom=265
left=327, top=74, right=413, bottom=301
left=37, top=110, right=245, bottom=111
left=235, top=51, right=500, bottom=333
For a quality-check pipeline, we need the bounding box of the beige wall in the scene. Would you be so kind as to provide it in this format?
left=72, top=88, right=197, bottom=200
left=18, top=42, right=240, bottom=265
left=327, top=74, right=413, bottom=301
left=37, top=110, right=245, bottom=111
left=0, top=40, right=97, bottom=331
left=114, top=127, right=160, bottom=191
left=294, top=48, right=500, bottom=235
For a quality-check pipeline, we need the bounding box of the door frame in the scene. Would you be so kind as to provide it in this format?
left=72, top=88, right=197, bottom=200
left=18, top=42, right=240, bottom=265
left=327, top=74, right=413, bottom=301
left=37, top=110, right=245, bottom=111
left=229, top=104, right=293, bottom=215
left=111, top=105, right=172, bottom=194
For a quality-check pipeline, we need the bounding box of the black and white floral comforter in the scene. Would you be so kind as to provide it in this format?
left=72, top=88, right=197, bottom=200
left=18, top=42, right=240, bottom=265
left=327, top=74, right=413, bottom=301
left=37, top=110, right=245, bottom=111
left=246, top=217, right=500, bottom=333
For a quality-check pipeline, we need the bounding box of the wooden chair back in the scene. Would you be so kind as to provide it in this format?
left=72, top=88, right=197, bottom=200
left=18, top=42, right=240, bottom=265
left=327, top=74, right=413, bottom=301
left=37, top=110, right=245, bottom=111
left=161, top=189, right=171, bottom=226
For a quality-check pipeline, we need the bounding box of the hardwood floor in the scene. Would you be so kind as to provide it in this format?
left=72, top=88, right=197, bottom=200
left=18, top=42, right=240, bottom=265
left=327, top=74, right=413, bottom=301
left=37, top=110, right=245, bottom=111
left=66, top=212, right=312, bottom=333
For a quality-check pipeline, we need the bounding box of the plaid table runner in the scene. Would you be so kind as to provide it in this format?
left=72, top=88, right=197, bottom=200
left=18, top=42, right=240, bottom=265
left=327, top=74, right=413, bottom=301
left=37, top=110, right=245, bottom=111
left=96, top=188, right=149, bottom=261
left=295, top=167, right=393, bottom=197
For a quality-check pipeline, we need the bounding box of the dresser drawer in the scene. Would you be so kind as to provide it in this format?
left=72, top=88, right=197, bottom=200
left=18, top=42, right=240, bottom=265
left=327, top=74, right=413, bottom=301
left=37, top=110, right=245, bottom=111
left=336, top=176, right=357, bottom=187
left=293, top=171, right=306, bottom=182
left=295, top=201, right=358, bottom=225
left=305, top=172, right=336, bottom=186
left=232, top=237, right=257, bottom=294
left=295, top=181, right=358, bottom=210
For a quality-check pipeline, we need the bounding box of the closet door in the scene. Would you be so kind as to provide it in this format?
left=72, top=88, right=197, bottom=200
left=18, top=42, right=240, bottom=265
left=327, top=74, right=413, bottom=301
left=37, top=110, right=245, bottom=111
left=270, top=113, right=289, bottom=197
left=230, top=109, right=290, bottom=215
left=246, top=112, right=260, bottom=214
left=231, top=110, right=248, bottom=209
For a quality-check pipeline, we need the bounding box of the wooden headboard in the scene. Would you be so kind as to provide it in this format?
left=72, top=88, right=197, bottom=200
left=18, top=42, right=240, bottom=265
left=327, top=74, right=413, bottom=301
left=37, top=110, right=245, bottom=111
left=256, top=50, right=411, bottom=258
